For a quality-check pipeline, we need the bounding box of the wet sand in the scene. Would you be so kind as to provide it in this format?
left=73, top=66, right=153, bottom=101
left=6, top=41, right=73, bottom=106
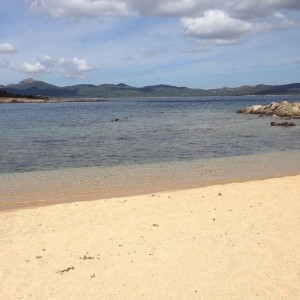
left=2, top=151, right=300, bottom=211
left=0, top=175, right=299, bottom=299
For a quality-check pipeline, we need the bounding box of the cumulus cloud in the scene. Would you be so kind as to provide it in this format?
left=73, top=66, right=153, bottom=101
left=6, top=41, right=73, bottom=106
left=229, top=0, right=300, bottom=19
left=21, top=62, right=46, bottom=73
left=181, top=10, right=269, bottom=45
left=72, top=57, right=92, bottom=71
left=6, top=55, right=92, bottom=77
left=30, top=0, right=300, bottom=18
left=0, top=43, right=16, bottom=53
left=30, top=0, right=215, bottom=17
left=180, top=7, right=298, bottom=46
left=272, top=12, right=296, bottom=29
left=28, top=0, right=300, bottom=48
left=129, top=0, right=212, bottom=16
left=30, top=0, right=130, bottom=17
left=38, top=55, right=92, bottom=77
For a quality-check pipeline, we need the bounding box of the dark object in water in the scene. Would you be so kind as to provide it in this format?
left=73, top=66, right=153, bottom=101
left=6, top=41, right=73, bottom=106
left=270, top=121, right=296, bottom=127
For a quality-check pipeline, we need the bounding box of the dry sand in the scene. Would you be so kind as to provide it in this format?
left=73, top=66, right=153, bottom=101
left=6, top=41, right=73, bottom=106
left=0, top=175, right=299, bottom=299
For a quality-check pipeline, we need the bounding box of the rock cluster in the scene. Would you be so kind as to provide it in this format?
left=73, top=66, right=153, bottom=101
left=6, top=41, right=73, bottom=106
left=236, top=101, right=300, bottom=118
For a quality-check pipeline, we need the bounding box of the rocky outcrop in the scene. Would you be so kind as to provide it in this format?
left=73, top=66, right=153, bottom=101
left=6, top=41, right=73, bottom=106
left=236, top=101, right=300, bottom=118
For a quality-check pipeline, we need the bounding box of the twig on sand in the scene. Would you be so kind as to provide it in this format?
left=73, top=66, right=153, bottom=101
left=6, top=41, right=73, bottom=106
left=57, top=267, right=75, bottom=275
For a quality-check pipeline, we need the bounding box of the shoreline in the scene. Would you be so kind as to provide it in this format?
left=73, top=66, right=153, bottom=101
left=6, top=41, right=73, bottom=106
left=1, top=170, right=300, bottom=213
left=1, top=94, right=300, bottom=104
left=1, top=175, right=299, bottom=299
left=2, top=150, right=300, bottom=212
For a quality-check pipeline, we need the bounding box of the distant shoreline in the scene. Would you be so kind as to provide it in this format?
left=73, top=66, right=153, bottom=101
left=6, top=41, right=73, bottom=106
left=0, top=97, right=107, bottom=104
left=1, top=94, right=300, bottom=104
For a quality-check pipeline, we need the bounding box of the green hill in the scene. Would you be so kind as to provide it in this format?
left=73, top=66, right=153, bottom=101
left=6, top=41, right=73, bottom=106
left=2, top=78, right=300, bottom=98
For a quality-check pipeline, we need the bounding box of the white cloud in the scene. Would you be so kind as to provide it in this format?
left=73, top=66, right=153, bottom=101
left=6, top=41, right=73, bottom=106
left=272, top=11, right=296, bottom=29
left=27, top=0, right=300, bottom=50
left=73, top=57, right=91, bottom=71
left=30, top=0, right=300, bottom=19
left=30, top=0, right=215, bottom=17
left=30, top=0, right=131, bottom=17
left=181, top=5, right=297, bottom=45
left=21, top=62, right=46, bottom=73
left=38, top=55, right=92, bottom=77
left=7, top=55, right=93, bottom=77
left=181, top=10, right=268, bottom=45
left=229, top=0, right=300, bottom=19
left=129, top=0, right=212, bottom=16
left=0, top=43, right=16, bottom=53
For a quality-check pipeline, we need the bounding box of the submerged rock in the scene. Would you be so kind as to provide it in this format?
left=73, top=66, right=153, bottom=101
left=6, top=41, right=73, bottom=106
left=271, top=121, right=296, bottom=127
left=237, top=101, right=300, bottom=118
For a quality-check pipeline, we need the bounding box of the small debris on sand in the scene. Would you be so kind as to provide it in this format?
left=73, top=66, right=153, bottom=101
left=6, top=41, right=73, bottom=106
left=57, top=267, right=75, bottom=275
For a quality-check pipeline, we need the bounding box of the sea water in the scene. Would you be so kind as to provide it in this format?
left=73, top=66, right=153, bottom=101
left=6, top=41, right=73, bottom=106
left=1, top=95, right=300, bottom=207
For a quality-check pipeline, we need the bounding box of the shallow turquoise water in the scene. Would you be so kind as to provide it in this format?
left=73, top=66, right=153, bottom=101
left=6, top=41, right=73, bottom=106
left=1, top=150, right=300, bottom=208
left=1, top=95, right=300, bottom=207
left=1, top=95, right=300, bottom=174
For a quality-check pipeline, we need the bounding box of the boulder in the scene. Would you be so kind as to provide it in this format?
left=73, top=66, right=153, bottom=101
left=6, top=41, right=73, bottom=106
left=236, top=105, right=262, bottom=114
left=236, top=106, right=253, bottom=114
left=251, top=105, right=263, bottom=114
left=273, top=105, right=300, bottom=117
left=280, top=100, right=289, bottom=106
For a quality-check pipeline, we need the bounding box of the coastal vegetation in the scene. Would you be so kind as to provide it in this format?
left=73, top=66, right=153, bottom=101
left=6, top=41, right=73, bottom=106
left=0, top=88, right=43, bottom=99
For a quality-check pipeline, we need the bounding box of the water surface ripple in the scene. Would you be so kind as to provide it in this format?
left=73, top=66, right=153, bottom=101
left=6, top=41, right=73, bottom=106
left=1, top=95, right=300, bottom=174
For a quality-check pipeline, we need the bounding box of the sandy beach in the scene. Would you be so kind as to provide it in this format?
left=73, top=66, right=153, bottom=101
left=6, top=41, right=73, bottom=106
left=0, top=175, right=299, bottom=299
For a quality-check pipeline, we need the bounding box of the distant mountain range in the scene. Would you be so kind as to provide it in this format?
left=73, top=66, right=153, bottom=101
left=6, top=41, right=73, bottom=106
left=1, top=78, right=300, bottom=98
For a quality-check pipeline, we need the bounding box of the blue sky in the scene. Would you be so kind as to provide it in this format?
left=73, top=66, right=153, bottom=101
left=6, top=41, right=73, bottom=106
left=0, top=0, right=299, bottom=88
